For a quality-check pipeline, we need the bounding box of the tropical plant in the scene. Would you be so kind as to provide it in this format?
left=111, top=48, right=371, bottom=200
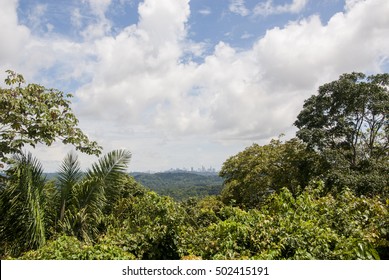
left=56, top=149, right=132, bottom=243
left=0, top=149, right=132, bottom=257
left=219, top=138, right=321, bottom=208
left=16, top=235, right=136, bottom=260
left=103, top=191, right=187, bottom=260
left=0, top=152, right=48, bottom=256
left=295, top=72, right=389, bottom=196
left=0, top=70, right=101, bottom=168
left=179, top=182, right=389, bottom=260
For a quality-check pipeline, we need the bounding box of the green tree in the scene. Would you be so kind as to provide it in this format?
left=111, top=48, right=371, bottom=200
left=56, top=149, right=132, bottom=243
left=101, top=191, right=187, bottom=260
left=0, top=70, right=101, bottom=167
left=0, top=149, right=132, bottom=257
left=179, top=182, right=389, bottom=260
left=0, top=152, right=48, bottom=256
left=219, top=138, right=320, bottom=208
left=294, top=72, right=389, bottom=196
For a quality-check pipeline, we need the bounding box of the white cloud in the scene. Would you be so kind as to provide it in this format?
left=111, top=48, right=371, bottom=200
left=85, top=0, right=112, bottom=17
left=69, top=0, right=114, bottom=40
left=198, top=8, right=211, bottom=16
left=138, top=0, right=190, bottom=44
left=344, top=0, right=364, bottom=11
left=71, top=8, right=83, bottom=29
left=254, top=0, right=309, bottom=16
left=229, top=0, right=250, bottom=16
left=1, top=0, right=389, bottom=171
left=26, top=3, right=48, bottom=31
left=77, top=0, right=389, bottom=145
left=241, top=32, right=253, bottom=39
left=0, top=0, right=31, bottom=69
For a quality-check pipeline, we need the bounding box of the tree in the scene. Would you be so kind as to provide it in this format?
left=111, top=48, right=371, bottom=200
left=0, top=149, right=132, bottom=257
left=179, top=182, right=389, bottom=260
left=0, top=152, right=48, bottom=256
left=219, top=138, right=320, bottom=208
left=0, top=70, right=101, bottom=167
left=55, top=149, right=132, bottom=243
left=295, top=72, right=389, bottom=196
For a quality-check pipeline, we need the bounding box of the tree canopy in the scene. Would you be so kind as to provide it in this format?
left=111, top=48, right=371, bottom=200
left=0, top=70, right=101, bottom=167
left=295, top=72, right=388, bottom=166
left=295, top=72, right=389, bottom=196
left=219, top=138, right=321, bottom=208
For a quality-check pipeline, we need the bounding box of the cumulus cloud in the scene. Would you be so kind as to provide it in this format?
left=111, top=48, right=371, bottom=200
left=1, top=0, right=389, bottom=171
left=77, top=0, right=389, bottom=142
left=253, top=0, right=389, bottom=90
left=0, top=0, right=30, bottom=69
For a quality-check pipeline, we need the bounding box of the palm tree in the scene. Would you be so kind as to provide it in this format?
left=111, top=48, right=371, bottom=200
left=0, top=149, right=132, bottom=256
left=0, top=152, right=47, bottom=256
left=56, top=152, right=82, bottom=225
left=57, top=149, right=132, bottom=242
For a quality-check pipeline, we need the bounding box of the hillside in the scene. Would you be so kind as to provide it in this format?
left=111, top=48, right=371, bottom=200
left=131, top=172, right=224, bottom=201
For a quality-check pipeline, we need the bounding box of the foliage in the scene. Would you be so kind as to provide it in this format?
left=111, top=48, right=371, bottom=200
left=102, top=191, right=187, bottom=260
left=2, top=71, right=389, bottom=260
left=179, top=182, right=389, bottom=260
left=56, top=152, right=83, bottom=225
left=181, top=196, right=225, bottom=227
left=295, top=72, right=389, bottom=196
left=0, top=70, right=101, bottom=167
left=133, top=172, right=224, bottom=201
left=8, top=179, right=389, bottom=260
left=0, top=149, right=132, bottom=257
left=17, top=235, right=136, bottom=260
left=219, top=138, right=320, bottom=208
left=55, top=149, right=132, bottom=243
left=0, top=152, right=48, bottom=256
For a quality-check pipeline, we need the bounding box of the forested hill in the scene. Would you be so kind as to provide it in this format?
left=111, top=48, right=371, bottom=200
left=131, top=172, right=224, bottom=201
left=44, top=171, right=224, bottom=201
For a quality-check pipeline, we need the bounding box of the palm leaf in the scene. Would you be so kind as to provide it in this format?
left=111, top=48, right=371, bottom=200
left=0, top=152, right=47, bottom=255
left=60, top=149, right=131, bottom=242
left=57, top=151, right=82, bottom=222
left=86, top=149, right=131, bottom=183
left=86, top=149, right=132, bottom=210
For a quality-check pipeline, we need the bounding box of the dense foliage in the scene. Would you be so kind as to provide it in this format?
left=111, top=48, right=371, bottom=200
left=0, top=71, right=101, bottom=168
left=0, top=149, right=133, bottom=256
left=11, top=182, right=389, bottom=260
left=295, top=72, right=389, bottom=197
left=220, top=138, right=321, bottom=208
left=1, top=71, right=388, bottom=260
left=180, top=184, right=389, bottom=259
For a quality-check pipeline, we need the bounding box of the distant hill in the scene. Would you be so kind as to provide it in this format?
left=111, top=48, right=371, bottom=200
left=43, top=171, right=224, bottom=201
left=131, top=171, right=224, bottom=201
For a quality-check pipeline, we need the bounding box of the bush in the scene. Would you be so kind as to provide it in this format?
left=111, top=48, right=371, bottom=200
left=179, top=182, right=389, bottom=259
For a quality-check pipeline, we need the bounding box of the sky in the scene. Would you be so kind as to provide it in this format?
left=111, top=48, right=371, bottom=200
left=1, top=0, right=389, bottom=172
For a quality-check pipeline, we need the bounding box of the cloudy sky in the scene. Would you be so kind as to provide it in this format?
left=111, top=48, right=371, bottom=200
left=1, top=0, right=389, bottom=172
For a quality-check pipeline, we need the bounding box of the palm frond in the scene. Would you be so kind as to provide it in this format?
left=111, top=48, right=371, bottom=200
left=86, top=149, right=132, bottom=211
left=57, top=150, right=131, bottom=242
left=0, top=152, right=47, bottom=254
left=87, top=149, right=131, bottom=183
left=57, top=151, right=82, bottom=222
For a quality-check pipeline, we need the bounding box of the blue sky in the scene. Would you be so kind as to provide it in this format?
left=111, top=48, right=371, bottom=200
left=1, top=0, right=389, bottom=172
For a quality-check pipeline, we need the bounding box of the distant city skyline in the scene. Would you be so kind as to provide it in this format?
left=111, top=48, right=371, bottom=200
left=130, top=166, right=218, bottom=174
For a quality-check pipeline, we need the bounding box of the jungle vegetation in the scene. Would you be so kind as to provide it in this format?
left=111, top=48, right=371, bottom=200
left=0, top=71, right=388, bottom=260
